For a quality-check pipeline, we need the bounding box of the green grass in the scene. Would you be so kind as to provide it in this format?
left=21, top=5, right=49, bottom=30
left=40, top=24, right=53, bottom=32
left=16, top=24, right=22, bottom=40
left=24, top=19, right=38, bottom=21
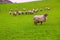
left=0, top=0, right=60, bottom=40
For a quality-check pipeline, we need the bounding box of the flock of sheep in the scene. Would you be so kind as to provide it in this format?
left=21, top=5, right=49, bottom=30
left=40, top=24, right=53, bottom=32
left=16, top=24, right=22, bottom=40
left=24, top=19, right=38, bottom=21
left=9, top=8, right=39, bottom=16
left=9, top=7, right=50, bottom=25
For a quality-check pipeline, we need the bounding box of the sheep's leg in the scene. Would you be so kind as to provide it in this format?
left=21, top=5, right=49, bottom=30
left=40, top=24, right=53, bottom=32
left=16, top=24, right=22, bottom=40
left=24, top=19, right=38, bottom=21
left=26, top=12, right=28, bottom=15
left=14, top=14, right=16, bottom=16
left=22, top=12, right=24, bottom=14
left=38, top=21, right=39, bottom=23
left=18, top=13, right=20, bottom=15
left=25, top=12, right=27, bottom=14
left=41, top=21, right=42, bottom=24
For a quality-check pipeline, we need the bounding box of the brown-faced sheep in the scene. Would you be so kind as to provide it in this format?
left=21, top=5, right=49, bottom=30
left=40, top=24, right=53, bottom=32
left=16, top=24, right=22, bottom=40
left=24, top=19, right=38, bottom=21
left=33, top=14, right=48, bottom=25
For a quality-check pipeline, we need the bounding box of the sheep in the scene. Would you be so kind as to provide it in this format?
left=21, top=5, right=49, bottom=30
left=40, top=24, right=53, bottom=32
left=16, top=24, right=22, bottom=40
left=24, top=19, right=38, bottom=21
left=17, top=11, right=24, bottom=15
left=9, top=8, right=13, bottom=15
left=25, top=11, right=28, bottom=14
left=17, top=11, right=22, bottom=15
left=24, top=10, right=33, bottom=15
left=34, top=9, right=38, bottom=13
left=21, top=11, right=24, bottom=14
left=31, top=9, right=39, bottom=13
left=33, top=14, right=48, bottom=25
left=45, top=7, right=50, bottom=10
left=28, top=10, right=34, bottom=14
left=32, top=9, right=35, bottom=12
left=13, top=11, right=17, bottom=16
left=23, top=8, right=26, bottom=11
left=25, top=10, right=35, bottom=15
left=9, top=11, right=13, bottom=15
left=40, top=8, right=43, bottom=11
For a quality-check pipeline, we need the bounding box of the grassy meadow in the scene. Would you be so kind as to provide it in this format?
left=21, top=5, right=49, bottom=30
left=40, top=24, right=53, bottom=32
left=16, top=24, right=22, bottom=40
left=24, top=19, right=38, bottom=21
left=0, top=0, right=60, bottom=40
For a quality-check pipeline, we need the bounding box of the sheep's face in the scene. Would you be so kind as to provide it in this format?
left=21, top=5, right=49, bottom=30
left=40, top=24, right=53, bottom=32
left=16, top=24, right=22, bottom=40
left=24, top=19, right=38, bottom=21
left=44, top=14, right=48, bottom=17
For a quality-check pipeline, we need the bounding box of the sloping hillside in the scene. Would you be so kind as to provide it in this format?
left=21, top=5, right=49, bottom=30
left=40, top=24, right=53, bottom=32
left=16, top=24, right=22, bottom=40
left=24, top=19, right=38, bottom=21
left=0, top=0, right=60, bottom=40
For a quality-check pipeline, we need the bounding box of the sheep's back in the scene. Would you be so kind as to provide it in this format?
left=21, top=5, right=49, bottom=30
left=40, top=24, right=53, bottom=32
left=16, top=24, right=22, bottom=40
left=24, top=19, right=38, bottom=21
left=34, top=15, right=46, bottom=22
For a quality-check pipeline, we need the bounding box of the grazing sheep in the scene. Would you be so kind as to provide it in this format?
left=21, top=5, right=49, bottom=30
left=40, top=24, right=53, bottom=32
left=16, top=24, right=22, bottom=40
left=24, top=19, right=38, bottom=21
left=9, top=11, right=13, bottom=15
left=34, top=9, right=38, bottom=13
left=9, top=8, right=13, bottom=15
left=40, top=8, right=43, bottom=11
left=17, top=11, right=24, bottom=15
left=21, top=11, right=24, bottom=14
left=23, top=8, right=26, bottom=11
left=13, top=12, right=17, bottom=16
left=25, top=11, right=28, bottom=14
left=32, top=9, right=35, bottom=12
left=17, top=11, right=22, bottom=15
left=33, top=14, right=48, bottom=25
left=25, top=10, right=34, bottom=15
left=15, top=8, right=19, bottom=13
left=45, top=7, right=50, bottom=10
left=28, top=10, right=34, bottom=14
left=31, top=9, right=38, bottom=13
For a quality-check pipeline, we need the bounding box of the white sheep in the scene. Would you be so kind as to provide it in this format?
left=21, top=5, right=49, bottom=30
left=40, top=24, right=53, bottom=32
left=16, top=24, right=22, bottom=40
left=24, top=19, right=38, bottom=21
left=28, top=10, right=34, bottom=14
left=45, top=7, right=50, bottom=10
left=18, top=11, right=23, bottom=15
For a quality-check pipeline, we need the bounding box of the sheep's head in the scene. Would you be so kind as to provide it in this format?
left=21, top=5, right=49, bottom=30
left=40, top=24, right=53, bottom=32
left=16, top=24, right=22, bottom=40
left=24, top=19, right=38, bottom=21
left=44, top=14, right=48, bottom=17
